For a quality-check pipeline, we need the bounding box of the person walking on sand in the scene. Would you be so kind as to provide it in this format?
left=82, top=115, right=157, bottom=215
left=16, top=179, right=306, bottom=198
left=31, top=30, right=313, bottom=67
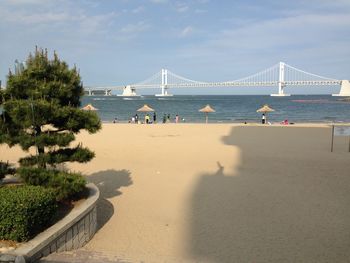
left=175, top=114, right=179, bottom=123
left=135, top=114, right=139, bottom=124
left=261, top=113, right=266, bottom=124
left=145, top=114, right=150, bottom=124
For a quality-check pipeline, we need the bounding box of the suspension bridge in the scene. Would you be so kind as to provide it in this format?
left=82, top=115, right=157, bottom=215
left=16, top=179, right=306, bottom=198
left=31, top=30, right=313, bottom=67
left=85, top=62, right=350, bottom=97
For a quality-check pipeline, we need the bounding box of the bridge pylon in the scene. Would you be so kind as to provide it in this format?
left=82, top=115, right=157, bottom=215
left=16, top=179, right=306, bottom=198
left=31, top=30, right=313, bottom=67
left=332, top=80, right=350, bottom=97
left=155, top=69, right=173, bottom=97
left=271, top=62, right=290, bottom=97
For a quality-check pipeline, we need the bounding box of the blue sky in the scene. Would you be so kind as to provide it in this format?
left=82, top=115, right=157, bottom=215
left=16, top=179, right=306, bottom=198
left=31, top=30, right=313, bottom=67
left=0, top=0, right=349, bottom=95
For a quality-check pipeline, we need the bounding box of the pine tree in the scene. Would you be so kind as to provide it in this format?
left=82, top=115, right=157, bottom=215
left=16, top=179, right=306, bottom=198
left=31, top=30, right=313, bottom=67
left=0, top=47, right=101, bottom=169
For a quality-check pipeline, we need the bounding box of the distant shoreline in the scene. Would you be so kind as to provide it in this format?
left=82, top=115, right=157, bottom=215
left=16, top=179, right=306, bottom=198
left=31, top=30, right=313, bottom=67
left=82, top=94, right=350, bottom=124
left=101, top=121, right=350, bottom=127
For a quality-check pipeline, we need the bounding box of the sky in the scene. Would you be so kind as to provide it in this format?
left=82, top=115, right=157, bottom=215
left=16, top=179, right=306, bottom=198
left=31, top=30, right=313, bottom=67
left=0, top=0, right=349, bottom=95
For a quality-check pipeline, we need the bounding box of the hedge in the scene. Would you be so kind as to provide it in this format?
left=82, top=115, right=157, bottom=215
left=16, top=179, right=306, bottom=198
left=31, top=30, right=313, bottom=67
left=17, top=167, right=86, bottom=201
left=0, top=185, right=57, bottom=241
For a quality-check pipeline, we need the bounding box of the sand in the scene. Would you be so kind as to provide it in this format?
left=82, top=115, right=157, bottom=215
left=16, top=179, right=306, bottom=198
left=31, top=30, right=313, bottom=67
left=2, top=123, right=350, bottom=262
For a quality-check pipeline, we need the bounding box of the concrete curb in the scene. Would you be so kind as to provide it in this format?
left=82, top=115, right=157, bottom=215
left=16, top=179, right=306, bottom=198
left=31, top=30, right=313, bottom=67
left=0, top=183, right=100, bottom=263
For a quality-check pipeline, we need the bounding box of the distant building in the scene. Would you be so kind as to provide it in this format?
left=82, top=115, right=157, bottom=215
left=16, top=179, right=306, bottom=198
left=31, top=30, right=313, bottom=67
left=14, top=59, right=26, bottom=75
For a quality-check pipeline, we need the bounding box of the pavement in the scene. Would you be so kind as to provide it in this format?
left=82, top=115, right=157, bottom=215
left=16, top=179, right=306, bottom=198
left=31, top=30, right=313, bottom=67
left=39, top=249, right=131, bottom=263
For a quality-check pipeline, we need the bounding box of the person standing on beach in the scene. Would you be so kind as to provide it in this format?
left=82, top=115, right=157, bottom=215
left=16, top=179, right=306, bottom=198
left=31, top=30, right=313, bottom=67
left=167, top=114, right=170, bottom=123
left=153, top=112, right=157, bottom=123
left=262, top=113, right=266, bottom=124
left=135, top=114, right=139, bottom=124
left=163, top=114, right=166, bottom=123
left=175, top=114, right=179, bottom=123
left=145, top=114, right=150, bottom=124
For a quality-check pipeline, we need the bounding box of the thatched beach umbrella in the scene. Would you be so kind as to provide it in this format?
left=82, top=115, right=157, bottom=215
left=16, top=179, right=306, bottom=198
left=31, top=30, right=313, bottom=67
left=82, top=104, right=98, bottom=111
left=199, top=104, right=215, bottom=123
left=137, top=104, right=154, bottom=112
left=137, top=104, right=155, bottom=124
left=257, top=104, right=274, bottom=123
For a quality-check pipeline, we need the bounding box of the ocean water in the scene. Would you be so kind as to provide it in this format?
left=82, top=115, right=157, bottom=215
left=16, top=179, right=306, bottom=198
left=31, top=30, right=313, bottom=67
left=81, top=95, right=350, bottom=123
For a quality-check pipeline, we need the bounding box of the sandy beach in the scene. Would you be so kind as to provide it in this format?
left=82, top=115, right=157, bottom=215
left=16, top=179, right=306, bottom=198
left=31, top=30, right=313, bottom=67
left=2, top=123, right=350, bottom=262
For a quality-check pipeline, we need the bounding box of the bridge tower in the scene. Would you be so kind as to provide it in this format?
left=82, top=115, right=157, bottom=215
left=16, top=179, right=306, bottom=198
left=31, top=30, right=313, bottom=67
left=271, top=62, right=290, bottom=97
left=155, top=69, right=173, bottom=97
left=332, top=80, right=350, bottom=97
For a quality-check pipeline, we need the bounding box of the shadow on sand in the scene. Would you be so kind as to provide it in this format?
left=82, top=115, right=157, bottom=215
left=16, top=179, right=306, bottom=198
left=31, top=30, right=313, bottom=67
left=88, top=169, right=133, bottom=231
left=189, top=126, right=350, bottom=263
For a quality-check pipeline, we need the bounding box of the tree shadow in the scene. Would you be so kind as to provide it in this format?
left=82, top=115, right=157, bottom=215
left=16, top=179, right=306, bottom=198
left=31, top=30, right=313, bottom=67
left=189, top=126, right=350, bottom=263
left=88, top=169, right=133, bottom=231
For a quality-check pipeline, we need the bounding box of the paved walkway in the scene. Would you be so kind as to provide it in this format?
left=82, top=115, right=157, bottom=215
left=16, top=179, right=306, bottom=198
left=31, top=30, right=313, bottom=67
left=39, top=249, right=130, bottom=263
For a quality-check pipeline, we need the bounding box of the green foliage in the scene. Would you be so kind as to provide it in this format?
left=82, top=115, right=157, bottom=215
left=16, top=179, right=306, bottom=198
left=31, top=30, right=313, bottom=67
left=18, top=167, right=87, bottom=201
left=6, top=50, right=82, bottom=106
left=0, top=49, right=96, bottom=241
left=0, top=161, right=16, bottom=181
left=0, top=185, right=57, bottom=242
left=0, top=47, right=101, bottom=169
left=19, top=145, right=95, bottom=167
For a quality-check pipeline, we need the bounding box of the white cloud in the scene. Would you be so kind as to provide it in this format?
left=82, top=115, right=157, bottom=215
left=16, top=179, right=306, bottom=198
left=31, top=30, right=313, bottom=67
left=176, top=3, right=189, bottom=13
left=214, top=13, right=350, bottom=50
left=121, top=21, right=150, bottom=34
left=180, top=26, right=194, bottom=37
left=132, top=6, right=145, bottom=14
left=0, top=2, right=118, bottom=36
left=195, top=9, right=207, bottom=14
left=174, top=12, right=350, bottom=80
left=0, top=0, right=349, bottom=87
left=2, top=0, right=48, bottom=5
left=78, top=12, right=117, bottom=35
left=3, top=11, right=72, bottom=24
left=149, top=0, right=168, bottom=3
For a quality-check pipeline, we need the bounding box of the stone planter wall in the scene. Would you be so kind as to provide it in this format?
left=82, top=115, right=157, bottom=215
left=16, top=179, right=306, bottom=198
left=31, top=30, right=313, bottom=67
left=0, top=183, right=100, bottom=263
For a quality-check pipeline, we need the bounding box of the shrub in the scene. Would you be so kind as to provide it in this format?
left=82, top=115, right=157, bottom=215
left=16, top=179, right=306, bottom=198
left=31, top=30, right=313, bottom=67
left=0, top=48, right=101, bottom=169
left=0, top=161, right=16, bottom=181
left=18, top=167, right=86, bottom=201
left=0, top=185, right=57, bottom=241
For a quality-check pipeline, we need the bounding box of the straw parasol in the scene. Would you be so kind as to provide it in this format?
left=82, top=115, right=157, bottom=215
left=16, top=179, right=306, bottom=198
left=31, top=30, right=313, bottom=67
left=257, top=104, right=274, bottom=113
left=82, top=104, right=98, bottom=111
left=257, top=104, right=274, bottom=123
left=136, top=104, right=155, bottom=124
left=137, top=104, right=154, bottom=112
left=199, top=104, right=215, bottom=123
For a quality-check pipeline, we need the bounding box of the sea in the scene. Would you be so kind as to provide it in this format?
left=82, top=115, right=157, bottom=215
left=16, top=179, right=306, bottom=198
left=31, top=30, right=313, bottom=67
left=81, top=95, right=350, bottom=124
